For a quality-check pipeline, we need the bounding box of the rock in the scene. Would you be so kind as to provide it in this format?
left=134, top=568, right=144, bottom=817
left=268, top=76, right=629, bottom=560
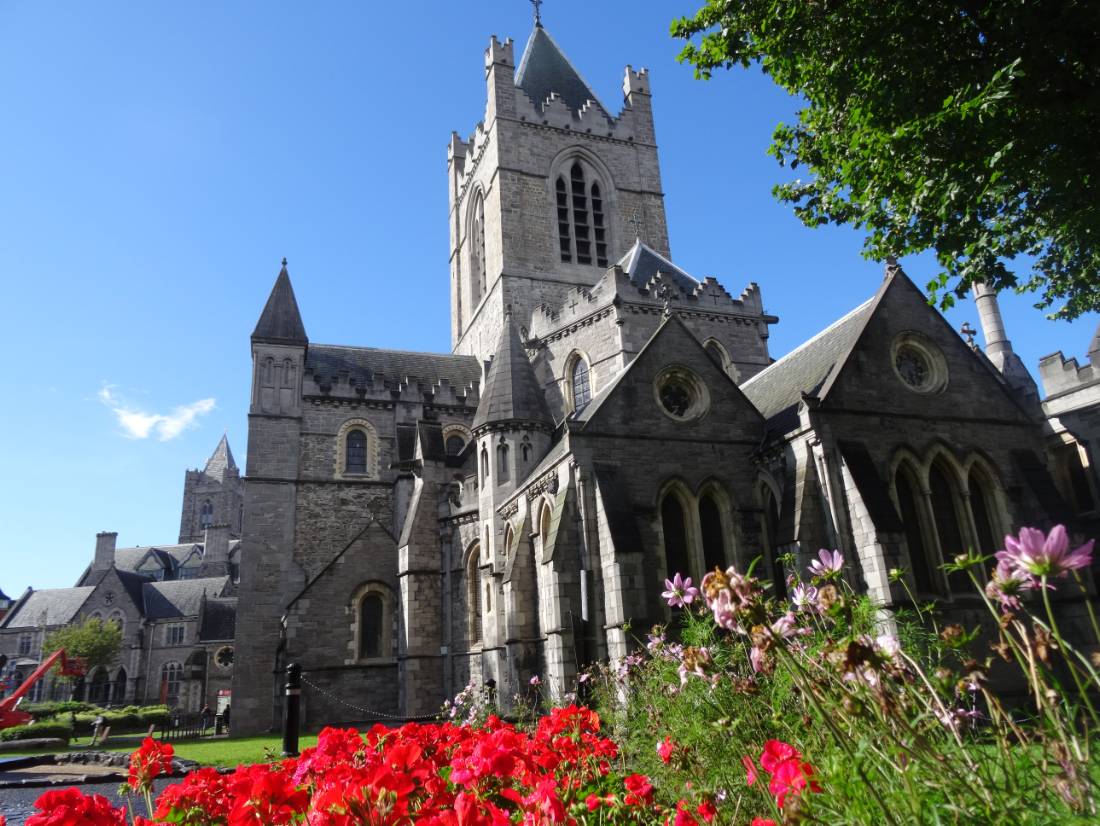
left=0, top=738, right=65, bottom=752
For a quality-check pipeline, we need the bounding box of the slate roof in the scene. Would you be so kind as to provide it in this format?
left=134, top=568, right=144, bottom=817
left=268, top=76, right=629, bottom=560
left=741, top=297, right=876, bottom=424
left=472, top=318, right=552, bottom=431
left=616, top=240, right=701, bottom=295
left=252, top=261, right=308, bottom=344
left=198, top=598, right=237, bottom=641
left=515, top=26, right=605, bottom=114
left=142, top=577, right=229, bottom=620
left=203, top=434, right=237, bottom=479
left=307, top=345, right=481, bottom=390
left=2, top=587, right=93, bottom=628
left=0, top=587, right=10, bottom=602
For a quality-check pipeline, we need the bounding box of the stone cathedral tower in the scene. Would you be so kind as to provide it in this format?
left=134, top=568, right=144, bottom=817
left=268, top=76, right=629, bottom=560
left=448, top=23, right=669, bottom=361
left=229, top=11, right=1085, bottom=737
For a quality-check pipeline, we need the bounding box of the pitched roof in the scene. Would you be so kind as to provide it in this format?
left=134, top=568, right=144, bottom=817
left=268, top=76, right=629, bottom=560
left=307, top=344, right=481, bottom=390
left=142, top=577, right=229, bottom=620
left=616, top=240, right=700, bottom=295
left=2, top=587, right=93, bottom=628
left=741, top=296, right=876, bottom=424
left=198, top=597, right=237, bottom=641
left=203, top=434, right=237, bottom=478
left=252, top=260, right=308, bottom=344
left=515, top=25, right=605, bottom=114
left=472, top=317, right=552, bottom=431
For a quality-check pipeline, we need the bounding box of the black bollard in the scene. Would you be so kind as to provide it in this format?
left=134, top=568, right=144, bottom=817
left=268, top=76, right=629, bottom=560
left=282, top=663, right=302, bottom=757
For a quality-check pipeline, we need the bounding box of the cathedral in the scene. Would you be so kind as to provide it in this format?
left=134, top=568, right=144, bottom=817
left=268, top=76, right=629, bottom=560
left=230, top=19, right=1095, bottom=735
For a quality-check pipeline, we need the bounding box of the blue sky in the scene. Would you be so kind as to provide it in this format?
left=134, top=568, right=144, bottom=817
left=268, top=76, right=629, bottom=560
left=0, top=1, right=1090, bottom=594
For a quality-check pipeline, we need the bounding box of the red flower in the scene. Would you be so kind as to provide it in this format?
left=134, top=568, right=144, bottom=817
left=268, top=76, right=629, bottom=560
left=657, top=736, right=676, bottom=764
left=623, top=773, right=654, bottom=807
left=769, top=756, right=821, bottom=808
left=758, top=739, right=799, bottom=774
left=669, top=800, right=699, bottom=825
left=696, top=799, right=717, bottom=823
left=741, top=754, right=758, bottom=786
left=128, top=737, right=175, bottom=793
left=26, top=788, right=128, bottom=826
left=750, top=819, right=778, bottom=826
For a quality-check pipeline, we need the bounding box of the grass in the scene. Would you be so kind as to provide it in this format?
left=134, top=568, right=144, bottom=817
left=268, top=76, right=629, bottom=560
left=0, top=733, right=320, bottom=767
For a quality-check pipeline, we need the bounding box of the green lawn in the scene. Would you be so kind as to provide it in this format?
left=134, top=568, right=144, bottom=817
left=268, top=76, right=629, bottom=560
left=0, top=734, right=320, bottom=767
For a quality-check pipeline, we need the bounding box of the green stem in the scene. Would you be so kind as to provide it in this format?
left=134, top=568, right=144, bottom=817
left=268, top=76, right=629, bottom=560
left=1039, top=576, right=1100, bottom=726
left=1071, top=570, right=1100, bottom=648
left=775, top=646, right=902, bottom=826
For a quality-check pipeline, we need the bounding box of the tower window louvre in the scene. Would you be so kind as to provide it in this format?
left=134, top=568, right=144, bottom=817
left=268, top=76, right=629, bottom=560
left=591, top=182, right=608, bottom=266
left=571, top=163, right=591, bottom=264
left=556, top=178, right=571, bottom=262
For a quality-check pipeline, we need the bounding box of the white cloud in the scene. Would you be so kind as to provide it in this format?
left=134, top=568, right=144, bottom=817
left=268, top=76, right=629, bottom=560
left=98, top=385, right=216, bottom=441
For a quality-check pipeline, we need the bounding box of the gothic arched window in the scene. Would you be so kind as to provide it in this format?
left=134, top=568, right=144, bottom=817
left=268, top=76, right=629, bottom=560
left=161, top=662, right=182, bottom=707
left=570, top=357, right=591, bottom=413
left=112, top=667, right=127, bottom=704
left=471, top=191, right=486, bottom=306
left=497, top=441, right=510, bottom=483
left=698, top=493, right=726, bottom=574
left=929, top=461, right=967, bottom=593
left=760, top=484, right=786, bottom=601
left=895, top=464, right=937, bottom=594
left=345, top=430, right=367, bottom=474
left=446, top=435, right=466, bottom=456
left=467, top=545, right=482, bottom=645
left=359, top=594, right=384, bottom=659
left=200, top=501, right=214, bottom=529
left=521, top=435, right=532, bottom=464
left=660, top=493, right=692, bottom=585
left=481, top=446, right=489, bottom=484
left=556, top=161, right=608, bottom=267
left=967, top=468, right=999, bottom=555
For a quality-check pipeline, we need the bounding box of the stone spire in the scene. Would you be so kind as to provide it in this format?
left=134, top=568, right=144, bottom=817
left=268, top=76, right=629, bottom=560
left=203, top=434, right=238, bottom=480
left=515, top=23, right=604, bottom=114
left=252, top=259, right=308, bottom=344
left=972, top=282, right=1039, bottom=404
left=472, top=314, right=552, bottom=432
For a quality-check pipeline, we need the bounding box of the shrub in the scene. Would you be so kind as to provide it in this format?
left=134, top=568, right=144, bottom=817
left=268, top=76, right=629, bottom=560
left=590, top=526, right=1100, bottom=824
left=70, top=705, right=170, bottom=732
left=21, top=700, right=94, bottom=717
left=0, top=719, right=73, bottom=743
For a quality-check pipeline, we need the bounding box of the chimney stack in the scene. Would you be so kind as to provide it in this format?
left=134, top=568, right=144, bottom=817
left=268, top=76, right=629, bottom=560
left=93, top=532, right=117, bottom=571
left=200, top=524, right=231, bottom=577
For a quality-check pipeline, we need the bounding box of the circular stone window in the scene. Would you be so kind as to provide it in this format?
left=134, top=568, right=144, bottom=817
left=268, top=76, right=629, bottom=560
left=654, top=366, right=710, bottom=421
left=214, top=646, right=234, bottom=670
left=890, top=334, right=948, bottom=394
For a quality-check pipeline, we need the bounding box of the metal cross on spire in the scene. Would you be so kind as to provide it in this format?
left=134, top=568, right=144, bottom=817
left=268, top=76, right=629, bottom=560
left=530, top=0, right=543, bottom=28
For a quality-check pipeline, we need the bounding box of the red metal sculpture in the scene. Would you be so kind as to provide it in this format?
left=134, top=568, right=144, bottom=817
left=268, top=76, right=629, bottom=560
left=0, top=649, right=85, bottom=729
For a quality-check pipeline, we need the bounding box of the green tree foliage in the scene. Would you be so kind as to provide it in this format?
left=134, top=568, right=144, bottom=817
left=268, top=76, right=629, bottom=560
left=671, top=1, right=1100, bottom=319
left=43, top=616, right=122, bottom=679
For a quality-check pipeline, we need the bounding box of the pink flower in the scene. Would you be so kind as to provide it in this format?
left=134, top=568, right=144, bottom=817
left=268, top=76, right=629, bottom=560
left=529, top=674, right=541, bottom=686
left=808, top=549, right=843, bottom=579
left=985, top=558, right=1029, bottom=611
left=996, top=525, right=1093, bottom=581
left=663, top=572, right=700, bottom=608
left=790, top=582, right=820, bottom=613
left=657, top=736, right=676, bottom=764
